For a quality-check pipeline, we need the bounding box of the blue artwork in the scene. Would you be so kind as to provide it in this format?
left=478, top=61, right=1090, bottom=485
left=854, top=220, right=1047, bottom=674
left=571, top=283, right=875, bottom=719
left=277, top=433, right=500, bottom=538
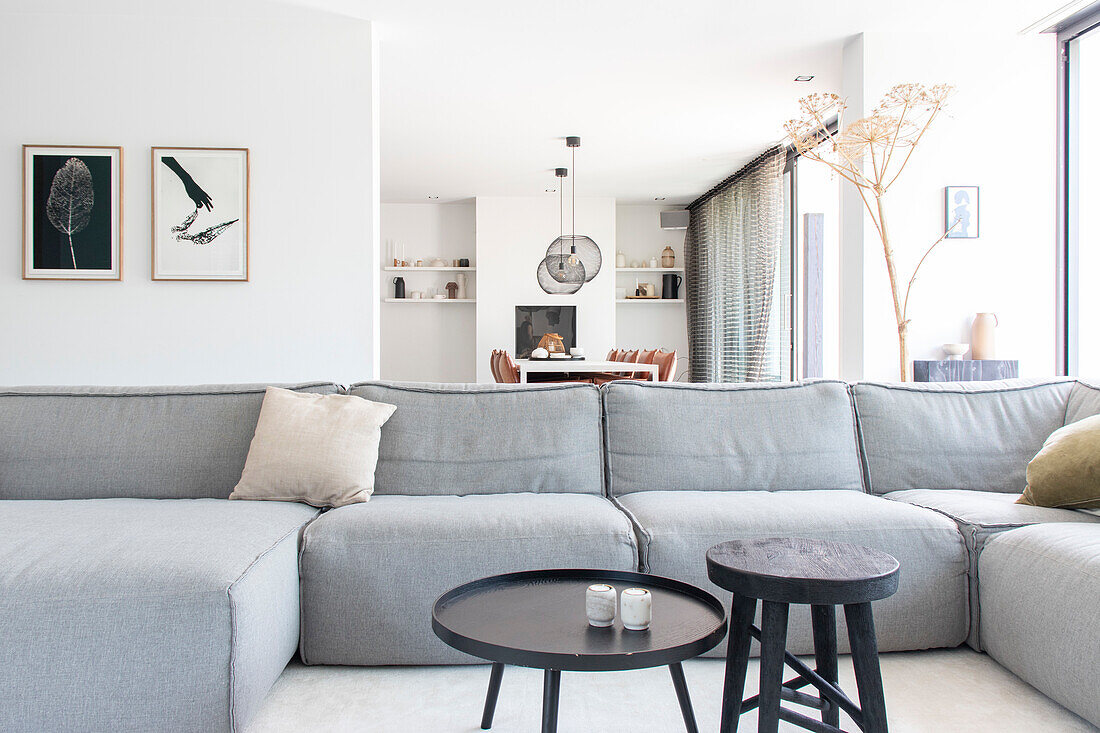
left=945, top=186, right=979, bottom=239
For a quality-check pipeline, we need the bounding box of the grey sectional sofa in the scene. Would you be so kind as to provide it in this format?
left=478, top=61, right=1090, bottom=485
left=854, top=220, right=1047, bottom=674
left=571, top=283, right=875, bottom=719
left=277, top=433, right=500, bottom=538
left=1, top=378, right=1098, bottom=732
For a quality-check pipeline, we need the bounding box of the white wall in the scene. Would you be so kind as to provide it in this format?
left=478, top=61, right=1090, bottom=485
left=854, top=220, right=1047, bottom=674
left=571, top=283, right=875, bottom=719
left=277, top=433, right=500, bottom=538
left=615, top=205, right=689, bottom=379
left=380, top=202, right=476, bottom=382
left=0, top=0, right=378, bottom=385
left=836, top=30, right=1057, bottom=380
left=475, top=196, right=616, bottom=383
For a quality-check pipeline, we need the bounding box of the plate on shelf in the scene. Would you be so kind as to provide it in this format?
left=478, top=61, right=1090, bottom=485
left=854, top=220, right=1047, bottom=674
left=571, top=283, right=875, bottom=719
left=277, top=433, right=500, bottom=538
left=625, top=294, right=660, bottom=299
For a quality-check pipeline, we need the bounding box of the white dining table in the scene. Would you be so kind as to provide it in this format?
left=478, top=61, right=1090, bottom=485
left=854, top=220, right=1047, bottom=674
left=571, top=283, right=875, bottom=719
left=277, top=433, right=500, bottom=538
left=514, top=358, right=659, bottom=383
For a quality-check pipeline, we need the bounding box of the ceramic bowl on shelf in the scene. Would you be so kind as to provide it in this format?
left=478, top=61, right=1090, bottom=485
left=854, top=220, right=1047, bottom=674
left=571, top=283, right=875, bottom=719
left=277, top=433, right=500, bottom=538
left=531, top=347, right=549, bottom=359
left=942, top=343, right=969, bottom=360
left=570, top=347, right=585, bottom=357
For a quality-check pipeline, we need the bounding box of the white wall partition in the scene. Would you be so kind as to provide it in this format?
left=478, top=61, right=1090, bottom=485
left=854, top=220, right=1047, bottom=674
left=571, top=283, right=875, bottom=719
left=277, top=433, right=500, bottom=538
left=0, top=0, right=378, bottom=385
left=838, top=30, right=1057, bottom=380
left=380, top=202, right=477, bottom=382
left=475, top=196, right=615, bottom=384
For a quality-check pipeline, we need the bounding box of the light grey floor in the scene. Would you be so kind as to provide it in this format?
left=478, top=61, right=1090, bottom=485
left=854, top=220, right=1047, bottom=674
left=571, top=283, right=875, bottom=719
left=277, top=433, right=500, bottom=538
left=248, top=648, right=1098, bottom=732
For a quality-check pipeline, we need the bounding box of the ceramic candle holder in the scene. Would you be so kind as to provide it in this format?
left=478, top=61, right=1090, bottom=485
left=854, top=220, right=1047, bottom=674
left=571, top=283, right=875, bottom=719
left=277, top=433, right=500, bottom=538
left=620, top=588, right=652, bottom=631
left=586, top=584, right=617, bottom=628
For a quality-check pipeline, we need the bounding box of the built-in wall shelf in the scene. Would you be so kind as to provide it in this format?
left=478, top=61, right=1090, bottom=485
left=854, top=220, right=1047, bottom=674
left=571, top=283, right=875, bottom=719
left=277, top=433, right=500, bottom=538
left=384, top=266, right=476, bottom=272
left=384, top=298, right=476, bottom=303
left=616, top=299, right=685, bottom=304
left=616, top=267, right=683, bottom=273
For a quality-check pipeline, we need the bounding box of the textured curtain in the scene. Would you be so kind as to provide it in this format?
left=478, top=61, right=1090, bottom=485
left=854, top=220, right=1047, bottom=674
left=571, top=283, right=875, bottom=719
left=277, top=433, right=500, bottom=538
left=685, top=148, right=786, bottom=382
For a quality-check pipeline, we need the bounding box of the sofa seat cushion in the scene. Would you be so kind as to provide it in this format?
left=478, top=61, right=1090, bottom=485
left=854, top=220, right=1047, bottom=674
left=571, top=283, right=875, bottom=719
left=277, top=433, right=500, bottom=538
left=884, top=489, right=1100, bottom=649
left=0, top=498, right=318, bottom=733
left=979, top=524, right=1100, bottom=728
left=618, top=490, right=968, bottom=656
left=299, top=493, right=638, bottom=665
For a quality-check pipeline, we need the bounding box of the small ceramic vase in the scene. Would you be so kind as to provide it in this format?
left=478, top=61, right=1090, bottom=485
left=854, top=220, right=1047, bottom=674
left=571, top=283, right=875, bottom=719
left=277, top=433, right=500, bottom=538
left=649, top=256, right=659, bottom=269
left=616, top=251, right=627, bottom=268
left=456, top=273, right=468, bottom=300
left=661, top=246, right=675, bottom=268
left=586, top=584, right=616, bottom=628
left=621, top=588, right=652, bottom=631
left=971, top=313, right=998, bottom=360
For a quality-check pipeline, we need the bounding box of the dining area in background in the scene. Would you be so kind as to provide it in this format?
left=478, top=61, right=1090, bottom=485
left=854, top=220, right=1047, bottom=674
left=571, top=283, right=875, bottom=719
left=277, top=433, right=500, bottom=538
left=489, top=348, right=677, bottom=385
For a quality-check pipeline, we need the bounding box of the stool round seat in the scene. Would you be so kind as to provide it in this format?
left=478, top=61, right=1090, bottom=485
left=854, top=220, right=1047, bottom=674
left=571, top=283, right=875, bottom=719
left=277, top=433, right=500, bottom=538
left=706, top=537, right=900, bottom=606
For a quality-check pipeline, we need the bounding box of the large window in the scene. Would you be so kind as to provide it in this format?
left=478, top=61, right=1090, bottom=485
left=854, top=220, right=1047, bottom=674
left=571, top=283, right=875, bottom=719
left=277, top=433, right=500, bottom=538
left=1060, top=9, right=1100, bottom=375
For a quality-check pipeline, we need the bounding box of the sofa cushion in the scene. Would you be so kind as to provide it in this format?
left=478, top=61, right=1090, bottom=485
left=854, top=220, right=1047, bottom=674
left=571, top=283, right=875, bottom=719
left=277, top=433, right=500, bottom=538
left=299, top=493, right=637, bottom=665
left=345, top=382, right=604, bottom=496
left=1065, top=379, right=1100, bottom=425
left=884, top=488, right=1100, bottom=650
left=853, top=379, right=1073, bottom=494
left=602, top=380, right=863, bottom=496
left=0, top=382, right=338, bottom=500
left=979, top=523, right=1100, bottom=728
left=618, top=490, right=968, bottom=656
left=0, top=498, right=318, bottom=733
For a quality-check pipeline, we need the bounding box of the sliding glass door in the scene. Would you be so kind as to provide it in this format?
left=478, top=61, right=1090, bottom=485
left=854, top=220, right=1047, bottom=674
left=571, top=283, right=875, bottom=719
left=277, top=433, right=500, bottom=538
left=1061, top=13, right=1100, bottom=376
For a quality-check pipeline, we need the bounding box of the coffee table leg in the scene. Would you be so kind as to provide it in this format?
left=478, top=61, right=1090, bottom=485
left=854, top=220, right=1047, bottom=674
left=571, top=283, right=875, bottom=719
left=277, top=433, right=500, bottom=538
left=811, top=604, right=840, bottom=728
left=758, top=600, right=789, bottom=733
left=720, top=594, right=757, bottom=733
left=845, top=602, right=889, bottom=733
left=541, top=669, right=561, bottom=733
left=480, top=662, right=505, bottom=730
left=668, top=662, right=699, bottom=733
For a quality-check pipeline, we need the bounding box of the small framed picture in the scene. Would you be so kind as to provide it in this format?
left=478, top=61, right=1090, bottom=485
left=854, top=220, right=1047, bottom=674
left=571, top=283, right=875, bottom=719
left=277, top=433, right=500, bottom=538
left=945, top=186, right=979, bottom=239
left=23, top=145, right=123, bottom=280
left=152, top=147, right=249, bottom=281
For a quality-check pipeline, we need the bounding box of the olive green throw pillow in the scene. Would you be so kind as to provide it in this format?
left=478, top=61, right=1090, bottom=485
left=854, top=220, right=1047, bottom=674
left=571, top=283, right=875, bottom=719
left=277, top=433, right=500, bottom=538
left=1017, top=414, right=1100, bottom=509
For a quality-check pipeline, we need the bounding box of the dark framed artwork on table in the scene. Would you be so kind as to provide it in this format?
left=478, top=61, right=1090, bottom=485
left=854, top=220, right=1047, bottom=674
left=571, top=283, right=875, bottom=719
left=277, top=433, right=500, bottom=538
left=23, top=145, right=123, bottom=280
left=152, top=147, right=249, bottom=281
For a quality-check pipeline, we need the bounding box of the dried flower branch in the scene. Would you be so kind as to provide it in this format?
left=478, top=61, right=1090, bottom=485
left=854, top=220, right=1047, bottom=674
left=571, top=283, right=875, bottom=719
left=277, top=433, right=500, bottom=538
left=784, top=82, right=956, bottom=381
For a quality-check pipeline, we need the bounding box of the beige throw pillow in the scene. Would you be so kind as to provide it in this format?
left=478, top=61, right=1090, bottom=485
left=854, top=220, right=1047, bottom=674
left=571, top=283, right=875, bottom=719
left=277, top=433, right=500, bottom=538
left=230, top=387, right=396, bottom=507
left=1017, top=414, right=1100, bottom=509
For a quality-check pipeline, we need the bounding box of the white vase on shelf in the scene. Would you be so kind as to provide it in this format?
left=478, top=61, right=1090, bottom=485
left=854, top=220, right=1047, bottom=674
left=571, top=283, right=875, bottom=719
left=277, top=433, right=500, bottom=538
left=616, top=250, right=626, bottom=268
left=456, top=273, right=467, bottom=300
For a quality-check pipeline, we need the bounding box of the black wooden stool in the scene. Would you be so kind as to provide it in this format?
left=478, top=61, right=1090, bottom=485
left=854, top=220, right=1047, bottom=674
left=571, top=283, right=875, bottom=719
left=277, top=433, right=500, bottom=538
left=706, top=537, right=900, bottom=733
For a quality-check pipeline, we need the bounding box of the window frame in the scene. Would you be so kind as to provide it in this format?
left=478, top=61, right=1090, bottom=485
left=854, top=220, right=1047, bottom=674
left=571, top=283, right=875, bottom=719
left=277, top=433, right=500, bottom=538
left=1056, top=5, right=1100, bottom=375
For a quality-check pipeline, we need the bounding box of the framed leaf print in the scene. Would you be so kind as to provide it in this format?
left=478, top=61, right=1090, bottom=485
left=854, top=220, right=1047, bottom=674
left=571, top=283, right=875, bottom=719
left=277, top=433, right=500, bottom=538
left=152, top=147, right=249, bottom=281
left=23, top=145, right=123, bottom=280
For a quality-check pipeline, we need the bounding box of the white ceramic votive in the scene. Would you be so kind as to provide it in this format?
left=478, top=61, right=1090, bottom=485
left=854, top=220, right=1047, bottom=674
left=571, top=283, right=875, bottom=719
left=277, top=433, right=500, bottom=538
left=586, top=584, right=617, bottom=628
left=571, top=347, right=586, bottom=357
left=620, top=588, right=652, bottom=631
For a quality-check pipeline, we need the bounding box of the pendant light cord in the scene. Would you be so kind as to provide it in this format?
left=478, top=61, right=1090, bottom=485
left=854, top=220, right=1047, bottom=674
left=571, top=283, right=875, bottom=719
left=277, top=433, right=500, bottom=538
left=571, top=145, right=576, bottom=249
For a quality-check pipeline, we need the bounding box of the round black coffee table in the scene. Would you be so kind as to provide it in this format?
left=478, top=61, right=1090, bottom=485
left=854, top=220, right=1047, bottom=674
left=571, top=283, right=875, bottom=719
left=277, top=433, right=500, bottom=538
left=706, top=537, right=900, bottom=733
left=432, top=568, right=728, bottom=733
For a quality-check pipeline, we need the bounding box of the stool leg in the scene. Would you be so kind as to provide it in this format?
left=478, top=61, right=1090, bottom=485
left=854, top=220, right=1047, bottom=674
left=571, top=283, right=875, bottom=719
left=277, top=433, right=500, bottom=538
left=844, top=602, right=888, bottom=733
left=758, top=600, right=789, bottom=733
left=720, top=594, right=757, bottom=733
left=811, top=604, right=839, bottom=728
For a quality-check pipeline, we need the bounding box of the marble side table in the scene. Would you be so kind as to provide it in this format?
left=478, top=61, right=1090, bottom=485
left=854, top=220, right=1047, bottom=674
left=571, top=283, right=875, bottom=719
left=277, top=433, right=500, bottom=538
left=913, top=359, right=1019, bottom=382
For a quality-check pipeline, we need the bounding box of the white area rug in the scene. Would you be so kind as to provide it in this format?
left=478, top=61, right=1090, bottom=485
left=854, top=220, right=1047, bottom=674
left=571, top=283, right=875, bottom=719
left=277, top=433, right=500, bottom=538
left=248, top=648, right=1097, bottom=732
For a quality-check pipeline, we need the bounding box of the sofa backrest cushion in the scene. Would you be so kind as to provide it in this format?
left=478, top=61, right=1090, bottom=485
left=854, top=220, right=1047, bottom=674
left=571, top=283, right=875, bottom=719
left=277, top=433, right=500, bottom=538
left=1066, top=379, right=1100, bottom=425
left=853, top=379, right=1073, bottom=494
left=0, top=382, right=338, bottom=500
left=345, top=381, right=604, bottom=496
left=602, top=380, right=863, bottom=496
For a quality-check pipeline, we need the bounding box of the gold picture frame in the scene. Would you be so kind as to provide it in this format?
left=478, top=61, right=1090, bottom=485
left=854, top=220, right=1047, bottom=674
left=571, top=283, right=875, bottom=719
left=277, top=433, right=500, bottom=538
left=151, top=147, right=250, bottom=281
left=22, top=144, right=123, bottom=280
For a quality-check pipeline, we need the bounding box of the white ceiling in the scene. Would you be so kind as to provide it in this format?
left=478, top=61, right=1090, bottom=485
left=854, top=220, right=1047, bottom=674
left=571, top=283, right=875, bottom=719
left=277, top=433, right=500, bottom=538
left=290, top=0, right=1057, bottom=204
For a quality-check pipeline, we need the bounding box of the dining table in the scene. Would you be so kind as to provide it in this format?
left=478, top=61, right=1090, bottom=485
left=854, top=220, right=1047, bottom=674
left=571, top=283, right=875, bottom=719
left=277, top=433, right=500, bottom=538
left=514, top=358, right=659, bottom=383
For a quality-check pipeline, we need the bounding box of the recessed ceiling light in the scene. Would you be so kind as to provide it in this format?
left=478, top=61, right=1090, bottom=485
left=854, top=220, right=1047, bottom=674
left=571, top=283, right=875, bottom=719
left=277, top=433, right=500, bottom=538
left=654, top=196, right=666, bottom=201
left=794, top=75, right=815, bottom=82
left=545, top=188, right=557, bottom=193
left=427, top=195, right=439, bottom=199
